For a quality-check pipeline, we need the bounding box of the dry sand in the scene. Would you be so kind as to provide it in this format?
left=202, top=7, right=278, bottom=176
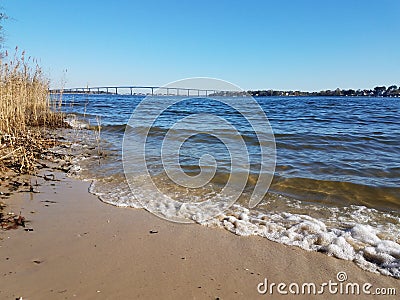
left=0, top=171, right=398, bottom=299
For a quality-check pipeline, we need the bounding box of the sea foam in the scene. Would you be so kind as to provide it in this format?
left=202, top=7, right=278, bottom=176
left=201, top=201, right=400, bottom=278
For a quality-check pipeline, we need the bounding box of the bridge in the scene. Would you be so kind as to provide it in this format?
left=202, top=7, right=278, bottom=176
left=49, top=85, right=229, bottom=97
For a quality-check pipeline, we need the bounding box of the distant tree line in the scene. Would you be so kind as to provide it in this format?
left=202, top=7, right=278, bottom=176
left=212, top=85, right=400, bottom=97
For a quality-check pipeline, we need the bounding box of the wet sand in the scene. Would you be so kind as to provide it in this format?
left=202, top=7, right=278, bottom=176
left=0, top=172, right=398, bottom=299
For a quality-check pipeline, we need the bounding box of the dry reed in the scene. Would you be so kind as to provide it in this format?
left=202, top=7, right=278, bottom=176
left=0, top=47, right=67, bottom=173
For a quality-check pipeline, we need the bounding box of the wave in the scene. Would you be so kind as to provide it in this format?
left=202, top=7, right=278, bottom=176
left=101, top=124, right=127, bottom=133
left=269, top=176, right=400, bottom=211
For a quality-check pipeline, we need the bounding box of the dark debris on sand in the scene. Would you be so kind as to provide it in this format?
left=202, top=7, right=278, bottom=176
left=0, top=208, right=25, bottom=230
left=0, top=131, right=78, bottom=232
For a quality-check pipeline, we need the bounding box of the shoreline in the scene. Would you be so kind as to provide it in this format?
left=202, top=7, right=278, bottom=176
left=0, top=170, right=398, bottom=299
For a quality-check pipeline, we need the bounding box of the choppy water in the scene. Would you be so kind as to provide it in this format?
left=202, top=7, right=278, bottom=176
left=60, top=94, right=400, bottom=278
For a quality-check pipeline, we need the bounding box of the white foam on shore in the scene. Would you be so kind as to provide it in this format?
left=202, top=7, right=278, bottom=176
left=89, top=180, right=142, bottom=209
left=201, top=202, right=400, bottom=278
left=65, top=114, right=90, bottom=129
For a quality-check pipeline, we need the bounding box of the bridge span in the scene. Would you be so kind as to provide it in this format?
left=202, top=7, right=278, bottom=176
left=50, top=85, right=230, bottom=97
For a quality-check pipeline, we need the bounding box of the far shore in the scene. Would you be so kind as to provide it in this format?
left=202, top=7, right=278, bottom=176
left=50, top=83, right=400, bottom=98
left=0, top=169, right=398, bottom=299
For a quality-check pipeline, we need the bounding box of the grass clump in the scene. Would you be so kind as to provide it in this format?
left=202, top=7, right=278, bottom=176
left=0, top=48, right=67, bottom=173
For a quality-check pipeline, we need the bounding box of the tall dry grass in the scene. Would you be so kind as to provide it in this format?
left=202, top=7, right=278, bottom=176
left=0, top=48, right=66, bottom=172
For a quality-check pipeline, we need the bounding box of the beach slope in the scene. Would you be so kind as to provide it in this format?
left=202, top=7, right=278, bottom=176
left=0, top=173, right=398, bottom=299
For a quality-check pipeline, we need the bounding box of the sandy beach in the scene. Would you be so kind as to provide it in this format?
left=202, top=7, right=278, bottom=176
left=0, top=170, right=398, bottom=300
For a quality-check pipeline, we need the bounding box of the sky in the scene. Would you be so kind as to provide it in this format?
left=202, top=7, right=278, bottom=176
left=2, top=0, right=400, bottom=91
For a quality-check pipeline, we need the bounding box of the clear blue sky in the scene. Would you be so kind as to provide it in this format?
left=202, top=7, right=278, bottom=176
left=2, top=0, right=400, bottom=91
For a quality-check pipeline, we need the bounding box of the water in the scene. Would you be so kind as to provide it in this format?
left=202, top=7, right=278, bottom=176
left=60, top=94, right=400, bottom=278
